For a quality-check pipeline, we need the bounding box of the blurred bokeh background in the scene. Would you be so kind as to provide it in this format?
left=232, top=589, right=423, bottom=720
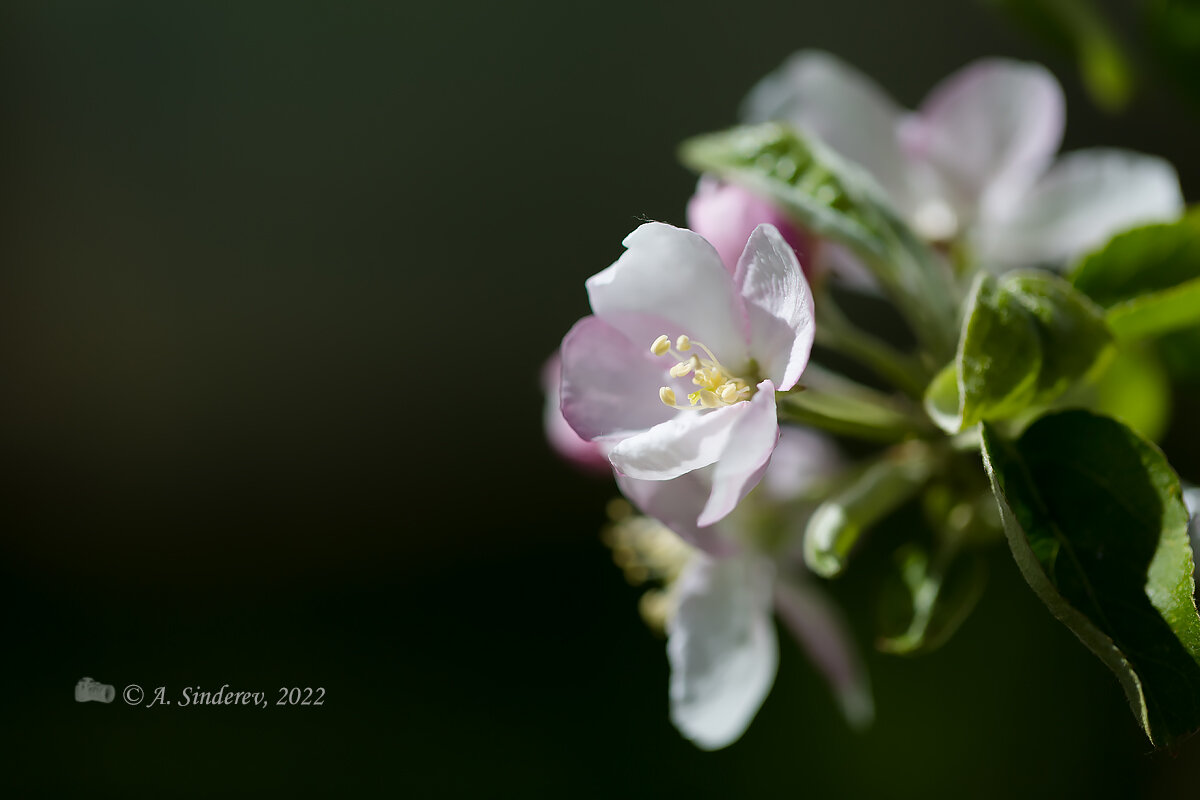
left=3, top=0, right=1200, bottom=795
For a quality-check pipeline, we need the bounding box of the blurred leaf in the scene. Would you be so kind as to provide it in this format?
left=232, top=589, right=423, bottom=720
left=803, top=442, right=936, bottom=578
left=778, top=365, right=933, bottom=442
left=981, top=410, right=1200, bottom=747
left=1063, top=343, right=1172, bottom=441
left=989, top=0, right=1134, bottom=111
left=1071, top=211, right=1200, bottom=340
left=877, top=543, right=987, bottom=655
left=679, top=123, right=960, bottom=358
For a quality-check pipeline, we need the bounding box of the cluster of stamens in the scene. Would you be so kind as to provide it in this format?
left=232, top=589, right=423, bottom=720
left=650, top=334, right=752, bottom=409
left=601, top=499, right=692, bottom=631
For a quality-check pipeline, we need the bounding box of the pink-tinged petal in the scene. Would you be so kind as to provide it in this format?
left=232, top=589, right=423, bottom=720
left=559, top=315, right=676, bottom=441
left=741, top=50, right=914, bottom=210
left=609, top=402, right=748, bottom=482
left=759, top=427, right=844, bottom=503
left=912, top=59, right=1064, bottom=215
left=698, top=383, right=780, bottom=527
left=586, top=222, right=749, bottom=368
left=734, top=226, right=814, bottom=391
left=541, top=354, right=612, bottom=473
left=686, top=178, right=815, bottom=276
left=668, top=553, right=778, bottom=750
left=976, top=149, right=1184, bottom=270
left=616, top=470, right=739, bottom=557
left=774, top=575, right=874, bottom=730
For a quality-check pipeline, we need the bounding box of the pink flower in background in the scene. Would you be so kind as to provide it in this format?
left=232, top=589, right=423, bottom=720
left=686, top=177, right=815, bottom=276
left=559, top=222, right=815, bottom=529
left=743, top=52, right=1183, bottom=269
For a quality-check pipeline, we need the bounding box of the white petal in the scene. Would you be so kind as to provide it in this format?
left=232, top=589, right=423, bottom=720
left=586, top=223, right=749, bottom=368
left=741, top=50, right=914, bottom=210
left=616, top=470, right=739, bottom=557
left=912, top=59, right=1064, bottom=216
left=976, top=149, right=1184, bottom=270
left=734, top=225, right=815, bottom=390
left=558, top=315, right=677, bottom=441
left=668, top=553, right=778, bottom=750
left=774, top=575, right=874, bottom=730
left=609, top=401, right=749, bottom=482
left=698, top=383, right=780, bottom=527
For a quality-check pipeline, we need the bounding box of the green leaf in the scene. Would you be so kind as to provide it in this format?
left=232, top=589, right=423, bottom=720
left=680, top=123, right=889, bottom=259
left=926, top=272, right=1112, bottom=433
left=923, top=363, right=961, bottom=434
left=1071, top=211, right=1200, bottom=340
left=877, top=544, right=987, bottom=655
left=679, top=123, right=960, bottom=359
left=981, top=410, right=1200, bottom=747
left=924, top=273, right=1041, bottom=433
left=803, top=442, right=937, bottom=578
left=958, top=274, right=1044, bottom=428
left=999, top=270, right=1114, bottom=398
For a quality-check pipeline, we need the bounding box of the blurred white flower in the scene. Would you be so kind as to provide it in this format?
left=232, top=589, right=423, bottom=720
left=612, top=429, right=871, bottom=750
left=743, top=52, right=1183, bottom=270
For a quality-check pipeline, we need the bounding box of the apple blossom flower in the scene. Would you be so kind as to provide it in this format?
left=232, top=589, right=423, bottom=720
left=608, top=429, right=871, bottom=749
left=742, top=52, right=1183, bottom=270
left=559, top=221, right=815, bottom=529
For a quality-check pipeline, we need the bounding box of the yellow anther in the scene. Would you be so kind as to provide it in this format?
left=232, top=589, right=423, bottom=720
left=698, top=390, right=720, bottom=408
left=651, top=334, right=671, bottom=356
left=606, top=498, right=633, bottom=522
left=675, top=335, right=692, bottom=352
left=659, top=387, right=677, bottom=407
left=719, top=383, right=741, bottom=404
left=688, top=391, right=701, bottom=406
left=669, top=356, right=699, bottom=378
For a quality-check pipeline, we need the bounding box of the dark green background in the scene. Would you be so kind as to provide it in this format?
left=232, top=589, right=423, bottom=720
left=3, top=1, right=1200, bottom=796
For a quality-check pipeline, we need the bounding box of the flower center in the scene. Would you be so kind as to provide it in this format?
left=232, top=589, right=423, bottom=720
left=911, top=198, right=959, bottom=242
left=650, top=333, right=753, bottom=409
